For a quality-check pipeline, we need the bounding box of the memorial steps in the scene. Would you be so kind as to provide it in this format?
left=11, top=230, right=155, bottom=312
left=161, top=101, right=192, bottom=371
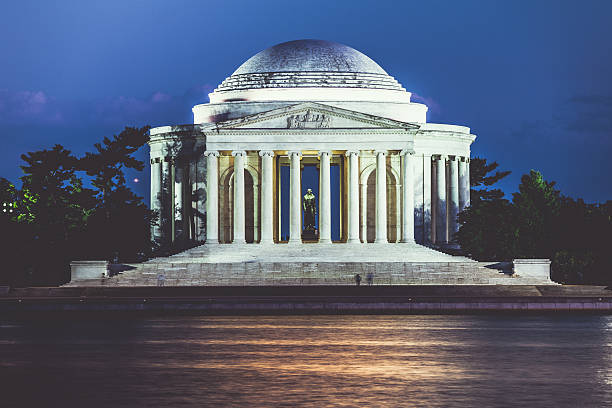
left=66, top=243, right=553, bottom=286
left=166, top=242, right=473, bottom=263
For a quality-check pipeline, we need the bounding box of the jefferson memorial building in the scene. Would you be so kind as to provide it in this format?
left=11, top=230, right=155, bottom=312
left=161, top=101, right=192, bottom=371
left=148, top=40, right=474, bottom=249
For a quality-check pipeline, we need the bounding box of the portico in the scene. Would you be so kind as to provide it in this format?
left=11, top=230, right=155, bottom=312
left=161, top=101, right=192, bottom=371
left=149, top=104, right=472, bottom=247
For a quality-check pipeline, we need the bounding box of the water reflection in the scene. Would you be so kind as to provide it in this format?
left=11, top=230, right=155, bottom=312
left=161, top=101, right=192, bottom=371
left=1, top=315, right=611, bottom=407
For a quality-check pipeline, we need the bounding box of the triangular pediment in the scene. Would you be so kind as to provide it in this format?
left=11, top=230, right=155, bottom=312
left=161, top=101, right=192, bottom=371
left=206, top=102, right=419, bottom=130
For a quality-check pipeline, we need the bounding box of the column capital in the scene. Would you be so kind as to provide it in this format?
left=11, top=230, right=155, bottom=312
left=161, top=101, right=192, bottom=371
left=204, top=150, right=220, bottom=157
left=460, top=156, right=470, bottom=163
left=258, top=150, right=275, bottom=157
left=288, top=151, right=302, bottom=158
left=448, top=155, right=459, bottom=161
left=231, top=150, right=246, bottom=157
left=400, top=149, right=416, bottom=156
left=433, top=154, right=448, bottom=161
left=345, top=150, right=360, bottom=157
left=374, top=150, right=387, bottom=156
left=318, top=150, right=331, bottom=157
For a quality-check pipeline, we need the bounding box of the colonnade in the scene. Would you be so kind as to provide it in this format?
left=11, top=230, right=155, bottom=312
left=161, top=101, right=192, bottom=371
left=150, top=155, right=206, bottom=244
left=432, top=154, right=471, bottom=244
left=201, top=149, right=470, bottom=246
left=152, top=150, right=470, bottom=246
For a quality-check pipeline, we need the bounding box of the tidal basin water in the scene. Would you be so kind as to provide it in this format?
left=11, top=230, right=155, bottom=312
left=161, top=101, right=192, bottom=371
left=1, top=315, right=611, bottom=407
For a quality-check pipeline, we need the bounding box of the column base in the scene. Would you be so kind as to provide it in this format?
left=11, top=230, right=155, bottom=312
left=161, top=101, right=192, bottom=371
left=374, top=239, right=388, bottom=244
left=346, top=239, right=362, bottom=244
left=232, top=239, right=247, bottom=244
left=401, top=239, right=416, bottom=244
left=318, top=238, right=332, bottom=244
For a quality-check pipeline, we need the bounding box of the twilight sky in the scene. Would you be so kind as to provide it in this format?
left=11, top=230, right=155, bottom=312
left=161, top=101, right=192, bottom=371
left=1, top=0, right=611, bottom=203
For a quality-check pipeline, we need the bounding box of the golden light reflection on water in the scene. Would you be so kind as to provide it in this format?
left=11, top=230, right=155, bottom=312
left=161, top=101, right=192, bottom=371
left=141, top=339, right=457, bottom=346
left=599, top=321, right=612, bottom=387
left=2, top=315, right=612, bottom=407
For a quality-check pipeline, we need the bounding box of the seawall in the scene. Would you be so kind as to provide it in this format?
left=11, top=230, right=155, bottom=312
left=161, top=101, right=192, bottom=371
left=1, top=285, right=611, bottom=315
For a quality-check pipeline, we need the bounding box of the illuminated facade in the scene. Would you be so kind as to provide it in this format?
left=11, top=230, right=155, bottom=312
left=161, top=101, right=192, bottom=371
left=148, top=40, right=475, bottom=248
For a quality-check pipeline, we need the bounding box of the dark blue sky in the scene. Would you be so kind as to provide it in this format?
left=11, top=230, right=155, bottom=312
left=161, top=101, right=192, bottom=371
left=1, top=0, right=611, bottom=203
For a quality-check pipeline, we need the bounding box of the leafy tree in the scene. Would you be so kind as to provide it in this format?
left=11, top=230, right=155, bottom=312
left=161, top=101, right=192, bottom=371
left=512, top=170, right=561, bottom=258
left=81, top=127, right=149, bottom=210
left=551, top=198, right=612, bottom=284
left=0, top=177, right=19, bottom=219
left=459, top=161, right=611, bottom=284
left=79, top=126, right=153, bottom=262
left=0, top=178, right=28, bottom=285
left=456, top=157, right=514, bottom=260
left=456, top=198, right=517, bottom=261
left=17, top=145, right=96, bottom=284
left=469, top=157, right=511, bottom=202
left=1, top=127, right=154, bottom=286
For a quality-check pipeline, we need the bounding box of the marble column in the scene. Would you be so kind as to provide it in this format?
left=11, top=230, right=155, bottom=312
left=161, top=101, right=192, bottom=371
left=259, top=151, right=274, bottom=244
left=289, top=151, right=302, bottom=244
left=435, top=155, right=447, bottom=244
left=423, top=154, right=432, bottom=244
left=401, top=150, right=415, bottom=243
left=318, top=151, right=331, bottom=243
left=174, top=161, right=183, bottom=242
left=360, top=183, right=367, bottom=243
left=150, top=158, right=161, bottom=241
left=161, top=158, right=170, bottom=240
left=194, top=156, right=207, bottom=242
left=466, top=158, right=470, bottom=208
left=182, top=161, right=191, bottom=239
left=448, top=156, right=460, bottom=241
left=375, top=150, right=387, bottom=243
left=232, top=151, right=246, bottom=244
left=346, top=151, right=360, bottom=243
left=459, top=157, right=470, bottom=211
left=205, top=151, right=219, bottom=244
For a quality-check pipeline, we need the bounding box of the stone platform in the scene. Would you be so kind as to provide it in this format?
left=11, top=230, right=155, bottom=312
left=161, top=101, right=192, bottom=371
left=4, top=285, right=611, bottom=315
left=66, top=243, right=555, bottom=286
left=170, top=242, right=473, bottom=263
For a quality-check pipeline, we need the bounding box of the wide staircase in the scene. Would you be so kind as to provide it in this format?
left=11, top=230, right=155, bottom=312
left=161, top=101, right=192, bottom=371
left=66, top=243, right=553, bottom=286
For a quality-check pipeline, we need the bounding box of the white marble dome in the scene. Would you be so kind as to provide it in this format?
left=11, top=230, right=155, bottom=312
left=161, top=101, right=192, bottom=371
left=214, top=40, right=405, bottom=94
left=232, top=39, right=388, bottom=75
left=197, top=39, right=426, bottom=123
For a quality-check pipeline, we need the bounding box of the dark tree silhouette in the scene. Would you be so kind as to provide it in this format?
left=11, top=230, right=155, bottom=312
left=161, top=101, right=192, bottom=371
left=469, top=157, right=511, bottom=202
left=459, top=163, right=611, bottom=284
left=79, top=126, right=153, bottom=262
left=457, top=157, right=514, bottom=260
left=17, top=145, right=96, bottom=284
left=512, top=170, right=561, bottom=258
left=0, top=127, right=154, bottom=286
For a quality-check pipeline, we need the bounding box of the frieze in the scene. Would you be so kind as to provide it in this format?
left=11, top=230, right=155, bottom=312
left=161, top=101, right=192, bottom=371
left=286, top=110, right=331, bottom=129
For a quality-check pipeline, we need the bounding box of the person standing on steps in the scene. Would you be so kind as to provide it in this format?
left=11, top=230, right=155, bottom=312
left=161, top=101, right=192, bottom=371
left=366, top=272, right=373, bottom=286
left=355, top=273, right=361, bottom=286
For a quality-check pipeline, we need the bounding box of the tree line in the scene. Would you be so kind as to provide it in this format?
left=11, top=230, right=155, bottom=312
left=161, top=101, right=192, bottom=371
left=458, top=158, right=611, bottom=285
left=0, top=127, right=155, bottom=286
